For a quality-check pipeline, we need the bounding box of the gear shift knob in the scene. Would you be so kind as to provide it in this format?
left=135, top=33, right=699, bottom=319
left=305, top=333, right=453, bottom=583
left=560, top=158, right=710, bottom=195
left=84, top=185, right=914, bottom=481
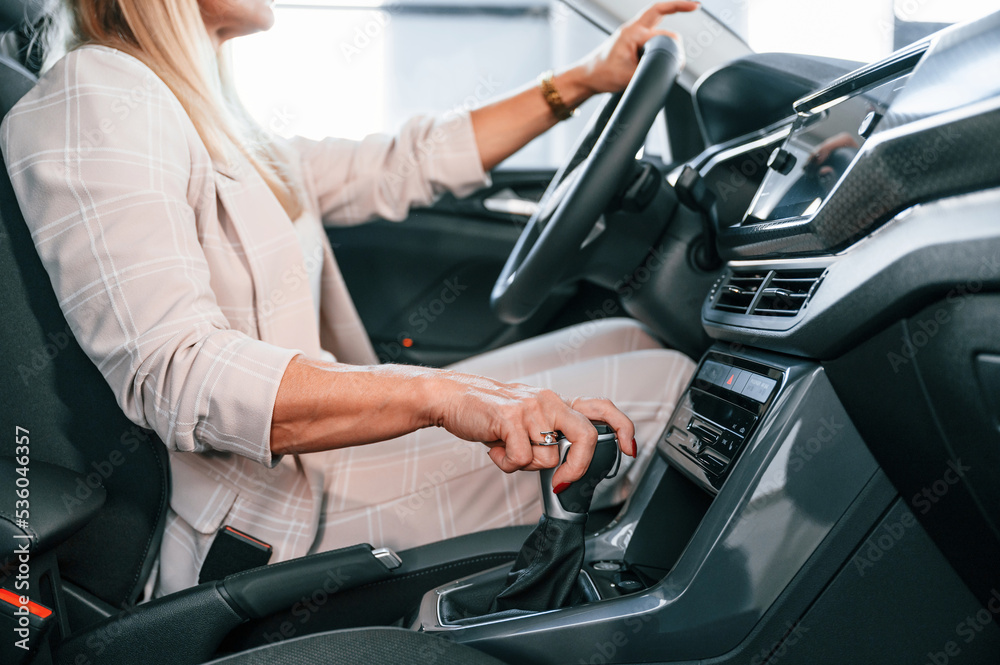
left=539, top=422, right=621, bottom=522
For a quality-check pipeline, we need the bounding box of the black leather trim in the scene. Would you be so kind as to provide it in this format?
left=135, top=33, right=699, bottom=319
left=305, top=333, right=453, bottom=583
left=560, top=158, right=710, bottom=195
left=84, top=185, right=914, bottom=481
left=126, top=436, right=169, bottom=601
left=0, top=458, right=106, bottom=559
left=216, top=531, right=533, bottom=622
left=55, top=583, right=246, bottom=665
left=221, top=544, right=394, bottom=619
left=217, top=527, right=530, bottom=651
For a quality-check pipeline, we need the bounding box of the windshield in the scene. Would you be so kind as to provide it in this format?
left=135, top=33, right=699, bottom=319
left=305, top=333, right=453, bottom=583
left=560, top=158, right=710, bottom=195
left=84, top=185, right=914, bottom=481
left=699, top=0, right=1000, bottom=63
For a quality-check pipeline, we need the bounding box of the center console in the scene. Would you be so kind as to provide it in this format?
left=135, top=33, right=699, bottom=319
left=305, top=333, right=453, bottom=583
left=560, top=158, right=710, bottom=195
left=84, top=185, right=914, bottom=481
left=412, top=346, right=890, bottom=663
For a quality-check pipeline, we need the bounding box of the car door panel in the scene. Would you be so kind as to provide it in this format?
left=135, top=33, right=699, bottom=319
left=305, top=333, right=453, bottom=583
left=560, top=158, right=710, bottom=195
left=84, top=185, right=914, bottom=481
left=327, top=170, right=574, bottom=366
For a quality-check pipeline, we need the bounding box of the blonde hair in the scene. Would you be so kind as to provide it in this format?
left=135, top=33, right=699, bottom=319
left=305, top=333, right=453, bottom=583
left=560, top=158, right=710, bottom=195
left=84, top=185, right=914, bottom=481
left=63, top=0, right=303, bottom=219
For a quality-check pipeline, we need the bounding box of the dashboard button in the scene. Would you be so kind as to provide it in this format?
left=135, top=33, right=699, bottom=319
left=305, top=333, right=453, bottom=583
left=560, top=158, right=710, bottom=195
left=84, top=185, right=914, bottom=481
left=731, top=370, right=752, bottom=394
left=724, top=407, right=756, bottom=436
left=698, top=451, right=728, bottom=474
left=688, top=422, right=719, bottom=446
left=697, top=360, right=730, bottom=388
left=722, top=368, right=740, bottom=389
left=713, top=431, right=742, bottom=456
left=673, top=427, right=703, bottom=455
left=665, top=426, right=688, bottom=447
left=741, top=374, right=777, bottom=403
left=722, top=368, right=750, bottom=393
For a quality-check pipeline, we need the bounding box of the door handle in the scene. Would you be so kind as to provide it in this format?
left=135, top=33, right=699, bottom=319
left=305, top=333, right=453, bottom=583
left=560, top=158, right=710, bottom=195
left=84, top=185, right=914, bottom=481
left=482, top=190, right=540, bottom=218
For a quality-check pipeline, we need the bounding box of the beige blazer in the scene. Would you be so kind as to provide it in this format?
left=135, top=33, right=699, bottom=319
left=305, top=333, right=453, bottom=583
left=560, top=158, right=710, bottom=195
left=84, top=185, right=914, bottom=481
left=1, top=45, right=489, bottom=588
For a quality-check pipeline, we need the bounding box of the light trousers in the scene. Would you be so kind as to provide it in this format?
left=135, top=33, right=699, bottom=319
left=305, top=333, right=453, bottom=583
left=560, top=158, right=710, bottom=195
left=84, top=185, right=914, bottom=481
left=308, top=318, right=694, bottom=554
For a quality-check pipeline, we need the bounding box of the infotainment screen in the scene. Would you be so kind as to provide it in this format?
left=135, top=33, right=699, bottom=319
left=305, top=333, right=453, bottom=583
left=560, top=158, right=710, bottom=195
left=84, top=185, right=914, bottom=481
left=743, top=74, right=910, bottom=224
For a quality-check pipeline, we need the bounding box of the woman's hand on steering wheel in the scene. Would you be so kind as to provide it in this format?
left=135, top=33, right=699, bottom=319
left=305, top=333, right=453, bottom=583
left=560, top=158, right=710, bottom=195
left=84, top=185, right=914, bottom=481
left=428, top=372, right=636, bottom=489
left=575, top=1, right=699, bottom=95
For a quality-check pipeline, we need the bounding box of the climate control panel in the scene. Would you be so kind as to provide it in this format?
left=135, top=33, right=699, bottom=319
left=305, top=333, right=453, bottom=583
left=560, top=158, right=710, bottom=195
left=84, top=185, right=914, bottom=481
left=659, top=352, right=783, bottom=492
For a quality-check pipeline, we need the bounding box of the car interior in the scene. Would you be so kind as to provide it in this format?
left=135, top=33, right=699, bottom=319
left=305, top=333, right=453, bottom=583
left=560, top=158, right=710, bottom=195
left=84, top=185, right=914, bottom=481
left=2, top=0, right=1000, bottom=663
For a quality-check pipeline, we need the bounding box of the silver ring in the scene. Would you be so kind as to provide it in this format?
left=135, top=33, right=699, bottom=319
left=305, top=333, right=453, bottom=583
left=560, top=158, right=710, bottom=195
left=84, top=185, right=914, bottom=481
left=540, top=431, right=558, bottom=445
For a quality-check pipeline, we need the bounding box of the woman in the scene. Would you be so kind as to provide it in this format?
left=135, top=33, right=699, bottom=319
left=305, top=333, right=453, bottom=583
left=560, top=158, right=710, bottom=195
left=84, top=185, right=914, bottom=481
left=1, top=0, right=698, bottom=597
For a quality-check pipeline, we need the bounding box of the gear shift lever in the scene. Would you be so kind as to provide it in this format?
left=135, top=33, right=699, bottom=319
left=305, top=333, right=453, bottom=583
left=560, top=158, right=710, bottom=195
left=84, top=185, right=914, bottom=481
left=488, top=422, right=621, bottom=614
left=539, top=422, right=622, bottom=522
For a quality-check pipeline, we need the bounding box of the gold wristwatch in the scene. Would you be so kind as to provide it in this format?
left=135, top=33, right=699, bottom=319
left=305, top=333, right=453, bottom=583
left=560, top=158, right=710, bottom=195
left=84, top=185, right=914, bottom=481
left=539, top=70, right=575, bottom=121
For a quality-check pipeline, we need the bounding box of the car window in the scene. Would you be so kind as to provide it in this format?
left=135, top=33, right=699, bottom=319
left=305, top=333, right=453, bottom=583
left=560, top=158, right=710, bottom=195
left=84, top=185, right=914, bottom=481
left=699, top=0, right=1000, bottom=63
left=231, top=0, right=610, bottom=170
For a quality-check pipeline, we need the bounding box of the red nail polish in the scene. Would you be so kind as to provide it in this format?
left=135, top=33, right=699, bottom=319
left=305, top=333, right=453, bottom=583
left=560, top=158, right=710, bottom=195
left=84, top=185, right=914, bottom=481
left=630, top=438, right=638, bottom=458
left=553, top=482, right=571, bottom=494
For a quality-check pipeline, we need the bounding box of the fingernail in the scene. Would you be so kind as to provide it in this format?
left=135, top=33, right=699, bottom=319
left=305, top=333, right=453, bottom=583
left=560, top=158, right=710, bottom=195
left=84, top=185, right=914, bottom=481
left=630, top=438, right=638, bottom=458
left=553, top=482, right=571, bottom=495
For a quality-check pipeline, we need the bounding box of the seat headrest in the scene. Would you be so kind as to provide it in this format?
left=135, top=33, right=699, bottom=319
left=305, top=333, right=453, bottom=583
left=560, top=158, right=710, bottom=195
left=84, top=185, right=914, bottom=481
left=0, top=0, right=50, bottom=33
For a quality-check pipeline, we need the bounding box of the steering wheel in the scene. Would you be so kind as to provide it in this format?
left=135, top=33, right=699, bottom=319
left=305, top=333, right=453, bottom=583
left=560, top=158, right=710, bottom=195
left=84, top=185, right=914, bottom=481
left=490, top=36, right=683, bottom=324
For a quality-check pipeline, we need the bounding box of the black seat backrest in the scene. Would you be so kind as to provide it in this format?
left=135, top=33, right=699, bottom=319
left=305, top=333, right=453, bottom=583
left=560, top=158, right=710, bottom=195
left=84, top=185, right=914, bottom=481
left=1, top=1, right=170, bottom=610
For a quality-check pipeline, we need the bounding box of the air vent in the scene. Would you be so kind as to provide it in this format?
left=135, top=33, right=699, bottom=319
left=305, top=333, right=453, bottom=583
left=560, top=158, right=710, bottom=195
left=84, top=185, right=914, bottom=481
left=711, top=268, right=824, bottom=317
left=712, top=270, right=768, bottom=314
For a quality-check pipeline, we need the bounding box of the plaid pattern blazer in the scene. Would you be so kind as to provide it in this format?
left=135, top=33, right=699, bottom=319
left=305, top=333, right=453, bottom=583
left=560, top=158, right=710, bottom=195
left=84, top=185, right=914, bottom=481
left=1, top=45, right=489, bottom=589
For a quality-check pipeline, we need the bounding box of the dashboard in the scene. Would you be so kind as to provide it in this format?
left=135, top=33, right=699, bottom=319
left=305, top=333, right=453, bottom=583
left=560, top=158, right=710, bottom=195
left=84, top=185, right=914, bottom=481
left=709, top=30, right=1000, bottom=258
left=652, top=11, right=1000, bottom=613
left=674, top=11, right=1000, bottom=359
left=637, top=11, right=1000, bottom=504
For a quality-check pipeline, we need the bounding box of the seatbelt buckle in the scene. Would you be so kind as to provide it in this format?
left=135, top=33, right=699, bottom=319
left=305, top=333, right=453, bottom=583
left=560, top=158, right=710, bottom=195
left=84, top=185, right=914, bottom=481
left=0, top=587, right=53, bottom=664
left=198, top=526, right=273, bottom=584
